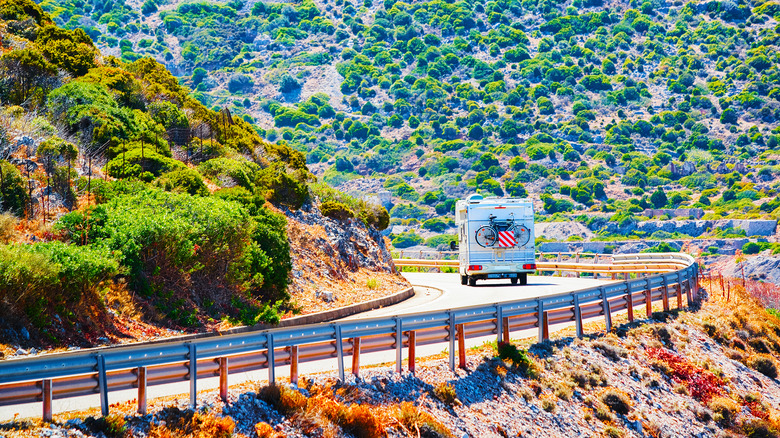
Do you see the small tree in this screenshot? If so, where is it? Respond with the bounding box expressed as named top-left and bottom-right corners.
top-left (650, 188), bottom-right (668, 209)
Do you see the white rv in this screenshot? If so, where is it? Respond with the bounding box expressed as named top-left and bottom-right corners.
top-left (455, 194), bottom-right (536, 286)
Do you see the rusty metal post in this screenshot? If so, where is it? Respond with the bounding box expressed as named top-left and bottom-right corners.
top-left (662, 277), bottom-right (670, 312)
top-left (645, 288), bottom-right (653, 318)
top-left (351, 337), bottom-right (361, 377)
top-left (290, 346), bottom-right (299, 386)
top-left (677, 283), bottom-right (683, 308)
top-left (42, 379), bottom-right (52, 422)
top-left (542, 311), bottom-right (549, 340)
top-left (219, 358), bottom-right (228, 403)
top-left (626, 284), bottom-right (634, 322)
top-left (502, 317), bottom-right (510, 343)
top-left (137, 366), bottom-right (147, 415)
top-left (457, 324), bottom-right (466, 369)
top-left (408, 331), bottom-right (416, 374)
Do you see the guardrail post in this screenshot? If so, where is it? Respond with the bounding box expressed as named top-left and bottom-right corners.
top-left (188, 343), bottom-right (197, 408)
top-left (573, 294), bottom-right (583, 338)
top-left (502, 317), bottom-right (510, 343)
top-left (266, 335), bottom-right (275, 385)
top-left (408, 331), bottom-right (416, 374)
top-left (495, 305), bottom-right (503, 344)
top-left (457, 324), bottom-right (466, 369)
top-left (676, 277), bottom-right (683, 309)
top-left (683, 271), bottom-right (691, 306)
top-left (335, 325), bottom-right (344, 382)
top-left (218, 358), bottom-right (228, 403)
top-left (626, 283), bottom-right (634, 323)
top-left (542, 312), bottom-right (549, 340)
top-left (644, 286), bottom-right (652, 318)
top-left (537, 299), bottom-right (545, 342)
top-left (351, 337), bottom-right (360, 378)
top-left (137, 366), bottom-right (147, 415)
top-left (395, 318), bottom-right (403, 373)
top-left (290, 346), bottom-right (299, 386)
top-left (448, 312), bottom-right (456, 371)
top-left (97, 354), bottom-right (109, 417)
top-left (661, 276), bottom-right (670, 312)
top-left (600, 287), bottom-right (611, 331)
top-left (42, 379), bottom-right (52, 422)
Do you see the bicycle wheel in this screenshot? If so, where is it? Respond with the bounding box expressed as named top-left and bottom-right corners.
top-left (511, 224), bottom-right (531, 247)
top-left (475, 225), bottom-right (498, 247)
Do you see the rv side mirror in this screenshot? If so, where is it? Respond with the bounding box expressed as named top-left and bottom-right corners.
top-left (450, 241), bottom-right (458, 251)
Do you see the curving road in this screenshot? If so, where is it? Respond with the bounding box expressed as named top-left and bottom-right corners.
top-left (1, 274), bottom-right (615, 421)
top-left (345, 273), bottom-right (614, 319)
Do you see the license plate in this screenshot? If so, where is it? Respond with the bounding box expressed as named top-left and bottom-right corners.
top-left (488, 273), bottom-right (517, 279)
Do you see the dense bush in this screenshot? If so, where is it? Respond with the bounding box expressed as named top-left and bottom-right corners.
top-left (0, 242), bottom-right (120, 330)
top-left (0, 160), bottom-right (30, 216)
top-left (156, 168), bottom-right (209, 196)
top-left (391, 230), bottom-right (423, 248)
top-left (320, 200), bottom-right (354, 221)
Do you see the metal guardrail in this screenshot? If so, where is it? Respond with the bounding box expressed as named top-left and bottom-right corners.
top-left (393, 252), bottom-right (690, 276)
top-left (0, 253), bottom-right (699, 421)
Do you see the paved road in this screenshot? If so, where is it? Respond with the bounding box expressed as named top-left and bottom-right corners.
top-left (345, 273), bottom-right (613, 319)
top-left (1, 274), bottom-right (613, 421)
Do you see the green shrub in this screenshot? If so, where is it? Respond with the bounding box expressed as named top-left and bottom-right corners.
top-left (497, 341), bottom-right (534, 375)
top-left (320, 200), bottom-right (354, 221)
top-left (198, 157), bottom-right (260, 190)
top-left (105, 149), bottom-right (186, 179)
top-left (309, 182), bottom-right (389, 230)
top-left (156, 168), bottom-right (209, 196)
top-left (56, 188), bottom-right (250, 295)
top-left (743, 242), bottom-right (761, 255)
top-left (0, 242), bottom-right (120, 331)
top-left (255, 163), bottom-right (310, 209)
top-left (391, 230), bottom-right (423, 248)
top-left (0, 160), bottom-right (30, 216)
top-left (641, 242), bottom-right (677, 253)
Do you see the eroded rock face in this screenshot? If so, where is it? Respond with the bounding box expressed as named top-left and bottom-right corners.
top-left (591, 219), bottom-right (778, 238)
top-left (538, 239), bottom-right (749, 255)
top-left (718, 256), bottom-right (780, 284)
top-left (535, 222), bottom-right (594, 241)
top-left (285, 204), bottom-right (395, 275)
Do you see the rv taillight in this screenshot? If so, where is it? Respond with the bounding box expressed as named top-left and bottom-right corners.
top-left (468, 265), bottom-right (482, 271)
top-left (523, 263), bottom-right (536, 270)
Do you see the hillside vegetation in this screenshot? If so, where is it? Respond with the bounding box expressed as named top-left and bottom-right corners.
top-left (37, 0), bottom-right (780, 246)
top-left (0, 0), bottom-right (390, 348)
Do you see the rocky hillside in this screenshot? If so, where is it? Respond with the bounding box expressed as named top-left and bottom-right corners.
top-left (7, 278), bottom-right (780, 438)
top-left (37, 0), bottom-right (780, 250)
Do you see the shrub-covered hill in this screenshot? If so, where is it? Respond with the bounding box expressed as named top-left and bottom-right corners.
top-left (0, 0), bottom-right (394, 351)
top-left (37, 0), bottom-right (780, 243)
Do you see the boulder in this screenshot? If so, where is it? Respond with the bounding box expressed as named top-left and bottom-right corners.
top-left (713, 220), bottom-right (777, 237)
top-left (535, 221), bottom-right (594, 240)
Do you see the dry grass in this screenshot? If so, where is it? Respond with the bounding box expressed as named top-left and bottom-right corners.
top-left (0, 211), bottom-right (17, 243)
top-left (395, 402), bottom-right (451, 437)
top-left (255, 380), bottom-right (454, 438)
top-left (599, 388), bottom-right (632, 415)
top-left (147, 411), bottom-right (234, 438)
top-left (747, 354), bottom-right (779, 378)
top-left (433, 382), bottom-right (459, 406)
top-left (257, 384), bottom-right (307, 416)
